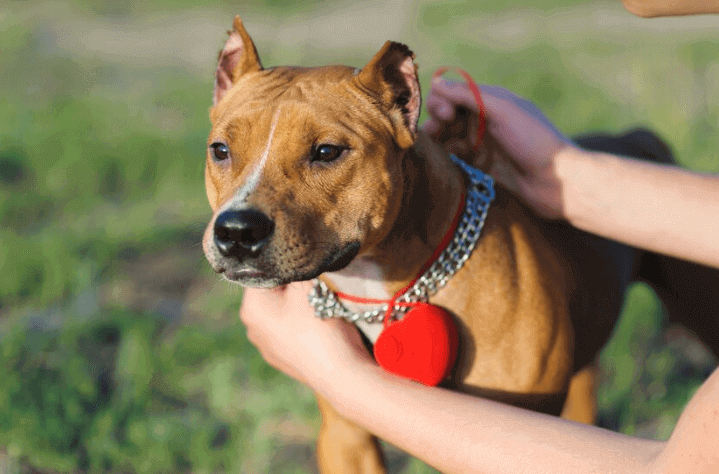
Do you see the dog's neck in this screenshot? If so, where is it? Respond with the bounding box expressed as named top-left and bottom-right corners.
top-left (321, 132), bottom-right (465, 300)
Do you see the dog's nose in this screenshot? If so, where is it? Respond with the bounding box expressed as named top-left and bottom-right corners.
top-left (213, 209), bottom-right (274, 258)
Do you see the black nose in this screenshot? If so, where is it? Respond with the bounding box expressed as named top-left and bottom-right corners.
top-left (213, 209), bottom-right (274, 258)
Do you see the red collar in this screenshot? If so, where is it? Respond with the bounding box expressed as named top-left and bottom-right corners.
top-left (335, 188), bottom-right (466, 328)
top-left (335, 66), bottom-right (484, 328)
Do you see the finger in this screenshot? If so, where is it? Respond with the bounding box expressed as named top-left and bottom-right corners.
top-left (284, 281), bottom-right (314, 309)
top-left (239, 287), bottom-right (272, 324)
top-left (260, 350), bottom-right (305, 383)
top-left (324, 316), bottom-right (359, 336)
top-left (443, 138), bottom-right (470, 157)
top-left (422, 117), bottom-right (440, 136)
top-left (430, 78), bottom-right (482, 112)
top-left (238, 290), bottom-right (255, 325)
top-left (425, 92), bottom-right (456, 121)
top-left (433, 80), bottom-right (528, 114)
top-left (478, 84), bottom-right (525, 103)
top-left (479, 88), bottom-right (571, 145)
top-left (434, 81), bottom-right (542, 134)
top-left (323, 318), bottom-right (375, 362)
top-left (245, 327), bottom-right (258, 346)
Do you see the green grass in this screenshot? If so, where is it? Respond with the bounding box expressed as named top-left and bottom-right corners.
top-left (1, 0), bottom-right (718, 472)
top-left (0, 306), bottom-right (321, 473)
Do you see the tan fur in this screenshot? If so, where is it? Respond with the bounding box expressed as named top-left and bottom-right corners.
top-left (204, 17), bottom-right (606, 474)
top-left (316, 395), bottom-right (386, 473)
top-left (560, 365), bottom-right (598, 424)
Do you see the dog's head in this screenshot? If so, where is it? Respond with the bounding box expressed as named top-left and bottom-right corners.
top-left (203, 16), bottom-right (421, 287)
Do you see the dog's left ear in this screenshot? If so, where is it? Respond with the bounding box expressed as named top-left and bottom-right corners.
top-left (213, 15), bottom-right (263, 106)
top-left (356, 41), bottom-right (421, 149)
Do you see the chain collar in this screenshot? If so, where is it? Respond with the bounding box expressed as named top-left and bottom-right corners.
top-left (308, 154), bottom-right (495, 323)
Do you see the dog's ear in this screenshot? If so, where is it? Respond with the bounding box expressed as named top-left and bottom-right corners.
top-left (356, 41), bottom-right (421, 149)
top-left (213, 15), bottom-right (263, 106)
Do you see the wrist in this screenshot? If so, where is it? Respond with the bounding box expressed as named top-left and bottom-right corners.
top-left (554, 146), bottom-right (612, 226)
top-left (314, 358), bottom-right (384, 416)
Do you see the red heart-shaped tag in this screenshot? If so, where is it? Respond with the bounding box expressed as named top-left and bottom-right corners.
top-left (373, 303), bottom-right (459, 386)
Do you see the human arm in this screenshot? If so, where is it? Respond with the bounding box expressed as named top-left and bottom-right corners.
top-left (424, 81), bottom-right (719, 269)
top-left (619, 0), bottom-right (719, 17)
top-left (555, 146), bottom-right (719, 269)
top-left (240, 283), bottom-right (719, 474)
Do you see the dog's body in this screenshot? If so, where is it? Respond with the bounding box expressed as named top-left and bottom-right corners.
top-left (203, 17), bottom-right (719, 473)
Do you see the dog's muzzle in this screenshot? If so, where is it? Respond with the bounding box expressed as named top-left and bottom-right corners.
top-left (213, 209), bottom-right (275, 259)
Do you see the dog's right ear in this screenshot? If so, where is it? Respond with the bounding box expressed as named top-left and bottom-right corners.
top-left (213, 15), bottom-right (263, 106)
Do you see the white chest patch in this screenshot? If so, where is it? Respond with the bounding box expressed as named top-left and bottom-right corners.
top-left (355, 319), bottom-right (385, 344)
top-left (322, 259), bottom-right (390, 344)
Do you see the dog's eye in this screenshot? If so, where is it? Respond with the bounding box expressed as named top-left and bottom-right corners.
top-left (210, 143), bottom-right (230, 162)
top-left (313, 144), bottom-right (345, 163)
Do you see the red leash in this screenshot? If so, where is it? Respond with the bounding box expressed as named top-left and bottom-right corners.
top-left (334, 67), bottom-right (488, 385)
top-left (336, 67), bottom-right (486, 327)
top-left (432, 66), bottom-right (487, 153)
top-left (336, 188), bottom-right (466, 328)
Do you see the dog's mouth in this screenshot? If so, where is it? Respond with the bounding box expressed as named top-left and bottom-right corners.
top-left (221, 270), bottom-right (292, 288)
top-left (212, 241), bottom-right (361, 288)
top-left (222, 268), bottom-right (265, 281)
top-left (215, 266), bottom-right (275, 287)
top-left (321, 241), bottom-right (361, 274)
top-left (276, 240), bottom-right (362, 283)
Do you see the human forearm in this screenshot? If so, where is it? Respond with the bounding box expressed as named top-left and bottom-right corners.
top-left (620, 0), bottom-right (719, 17)
top-left (239, 269), bottom-right (719, 474)
top-left (427, 82), bottom-right (719, 268)
top-left (318, 361), bottom-right (662, 474)
top-left (556, 147), bottom-right (719, 269)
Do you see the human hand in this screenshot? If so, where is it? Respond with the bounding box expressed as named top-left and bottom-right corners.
top-left (239, 281), bottom-right (375, 390)
top-left (424, 80), bottom-right (579, 219)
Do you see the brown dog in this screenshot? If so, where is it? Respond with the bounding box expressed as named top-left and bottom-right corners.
top-left (202, 16), bottom-right (719, 473)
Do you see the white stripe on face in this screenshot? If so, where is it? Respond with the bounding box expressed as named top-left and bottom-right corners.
top-left (229, 107), bottom-right (282, 206)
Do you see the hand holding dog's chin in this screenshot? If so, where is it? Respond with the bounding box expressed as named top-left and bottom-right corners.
top-left (239, 282), bottom-right (376, 391)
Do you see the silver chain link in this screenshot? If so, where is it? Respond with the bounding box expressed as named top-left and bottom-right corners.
top-left (308, 154), bottom-right (495, 323)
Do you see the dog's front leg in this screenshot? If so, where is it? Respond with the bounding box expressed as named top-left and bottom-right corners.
top-left (316, 394), bottom-right (386, 474)
top-left (560, 364), bottom-right (598, 425)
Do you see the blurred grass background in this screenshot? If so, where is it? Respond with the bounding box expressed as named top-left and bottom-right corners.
top-left (1, 0), bottom-right (718, 472)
